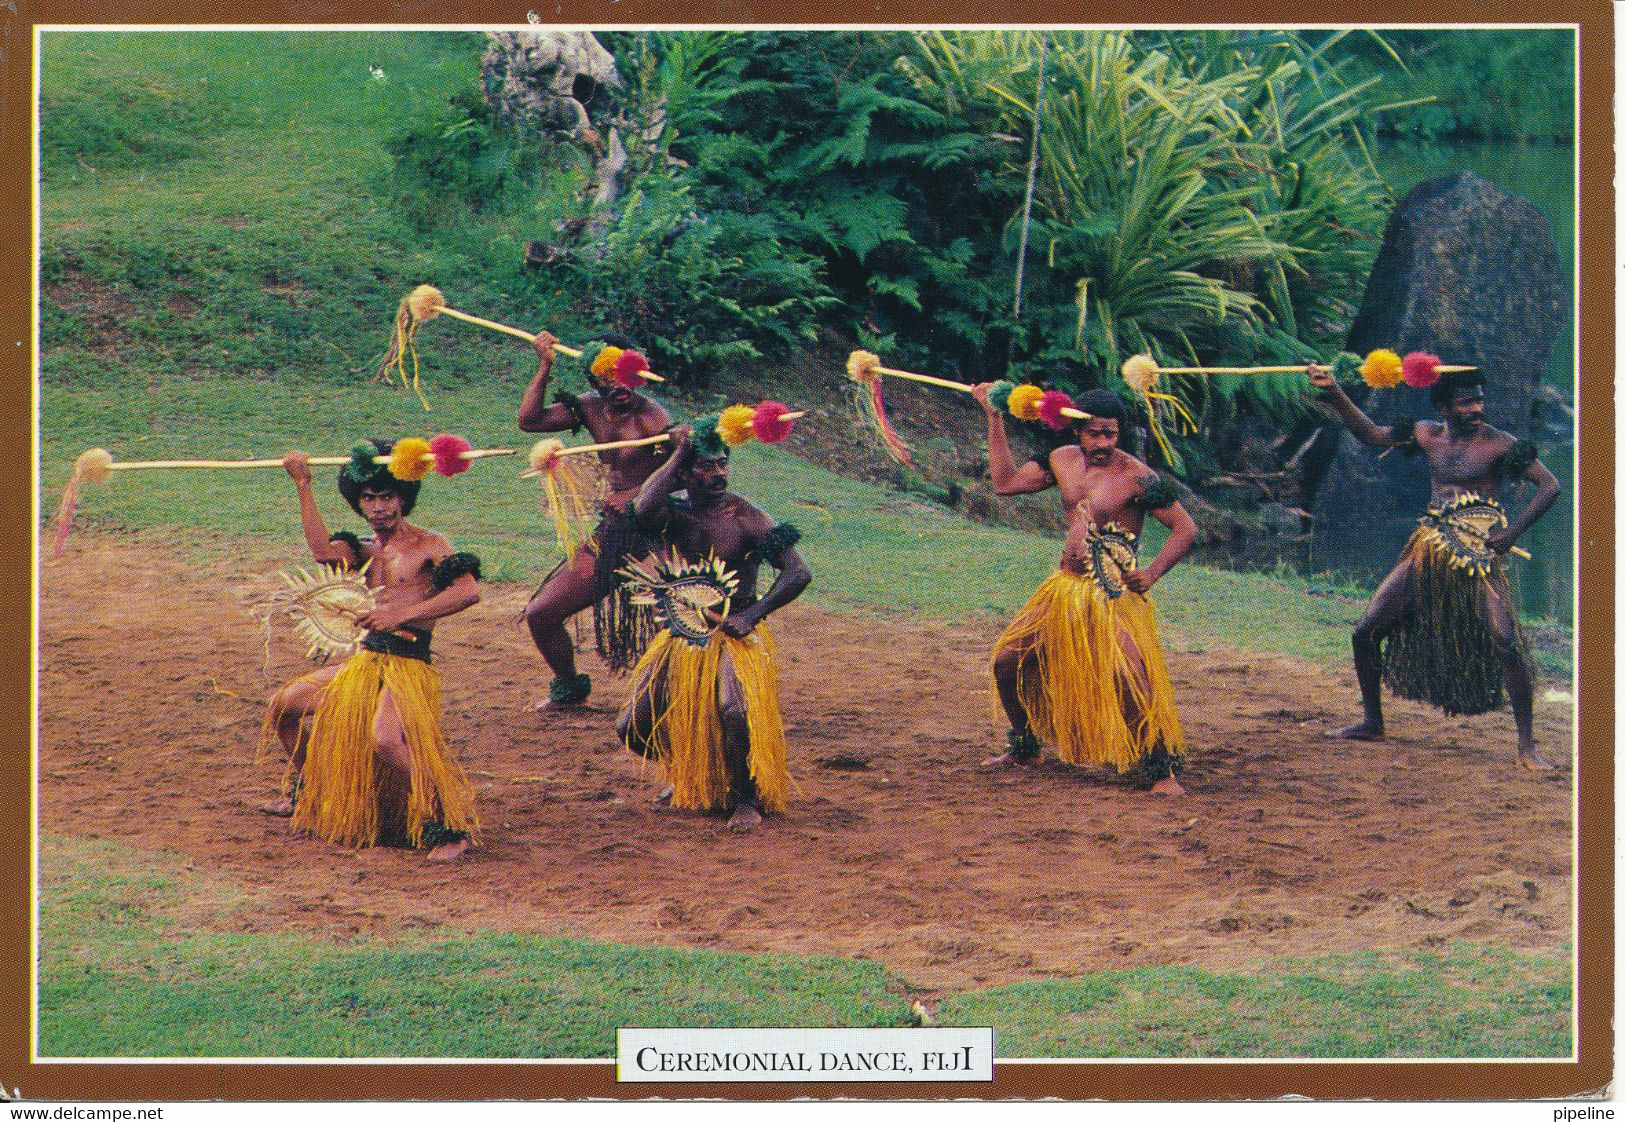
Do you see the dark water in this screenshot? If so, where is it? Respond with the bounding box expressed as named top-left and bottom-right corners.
top-left (1326, 139), bottom-right (1576, 624)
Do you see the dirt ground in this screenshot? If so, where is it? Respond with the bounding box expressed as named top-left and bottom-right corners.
top-left (37, 535), bottom-right (1574, 996)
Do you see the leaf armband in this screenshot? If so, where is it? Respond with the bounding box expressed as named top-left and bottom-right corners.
top-left (1501, 439), bottom-right (1539, 480)
top-left (1133, 475), bottom-right (1179, 512)
top-left (552, 390), bottom-right (587, 435)
top-left (1388, 415), bottom-right (1421, 457)
top-left (327, 530), bottom-right (367, 564)
top-left (756, 522), bottom-right (802, 566)
top-left (429, 552), bottom-right (483, 591)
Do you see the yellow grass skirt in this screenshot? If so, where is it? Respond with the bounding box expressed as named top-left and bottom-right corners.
top-left (274, 651), bottom-right (480, 849)
top-left (991, 569), bottom-right (1184, 772)
top-left (621, 628), bottom-right (793, 813)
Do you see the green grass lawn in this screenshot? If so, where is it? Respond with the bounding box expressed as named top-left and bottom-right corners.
top-left (38, 837), bottom-right (1571, 1059)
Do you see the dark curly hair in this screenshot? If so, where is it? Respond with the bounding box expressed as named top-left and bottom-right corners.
top-left (337, 438), bottom-right (420, 517)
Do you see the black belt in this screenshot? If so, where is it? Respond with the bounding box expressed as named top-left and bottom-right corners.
top-left (361, 627), bottom-right (432, 663)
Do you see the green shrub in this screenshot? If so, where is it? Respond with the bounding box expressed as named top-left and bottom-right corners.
top-left (543, 175), bottom-right (831, 384)
top-left (383, 89), bottom-right (556, 230)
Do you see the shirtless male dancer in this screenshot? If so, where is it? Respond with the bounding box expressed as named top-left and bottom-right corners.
top-left (974, 385), bottom-right (1197, 794)
top-left (616, 422), bottom-right (811, 830)
top-left (1307, 364), bottom-right (1561, 769)
top-left (519, 329), bottom-right (672, 711)
top-left (262, 442), bottom-right (483, 860)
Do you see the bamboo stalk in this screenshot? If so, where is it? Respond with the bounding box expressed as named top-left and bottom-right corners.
top-left (554, 433), bottom-right (672, 458)
top-left (422, 295), bottom-right (667, 382)
top-left (1158, 363), bottom-right (1476, 376)
top-left (874, 364), bottom-right (977, 393)
top-left (96, 448), bottom-right (517, 472)
top-left (433, 306), bottom-right (585, 359)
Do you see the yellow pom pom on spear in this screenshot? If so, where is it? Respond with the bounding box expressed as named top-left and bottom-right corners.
top-left (375, 284), bottom-right (665, 410)
top-left (844, 350), bottom-right (1093, 464)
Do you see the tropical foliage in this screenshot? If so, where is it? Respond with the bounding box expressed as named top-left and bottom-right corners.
top-left (585, 32), bottom-right (1392, 431)
top-left (374, 29), bottom-right (1493, 474)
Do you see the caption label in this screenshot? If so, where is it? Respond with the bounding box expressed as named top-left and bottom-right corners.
top-left (617, 1027), bottom-right (994, 1082)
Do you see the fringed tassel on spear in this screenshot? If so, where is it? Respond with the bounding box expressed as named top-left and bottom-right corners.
top-left (48, 436), bottom-right (514, 557)
top-left (375, 284), bottom-right (664, 411)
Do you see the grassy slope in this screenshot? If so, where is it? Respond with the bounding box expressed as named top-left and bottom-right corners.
top-left (36, 30), bottom-right (1572, 1059)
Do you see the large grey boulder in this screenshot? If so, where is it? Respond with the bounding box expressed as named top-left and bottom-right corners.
top-left (1306, 171), bottom-right (1570, 578)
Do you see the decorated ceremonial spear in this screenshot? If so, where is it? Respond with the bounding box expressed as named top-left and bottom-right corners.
top-left (1119, 348), bottom-right (1475, 395)
top-left (845, 350), bottom-right (1090, 465)
top-left (49, 435), bottom-right (510, 557)
top-left (518, 401), bottom-right (807, 555)
top-left (377, 284), bottom-right (665, 409)
top-left (1117, 348), bottom-right (1480, 466)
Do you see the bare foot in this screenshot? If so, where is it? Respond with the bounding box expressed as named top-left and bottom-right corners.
top-left (1517, 746), bottom-right (1555, 771)
top-left (425, 837), bottom-right (470, 862)
top-left (726, 803), bottom-right (764, 831)
top-left (1328, 720), bottom-right (1385, 741)
top-left (1150, 774), bottom-right (1186, 796)
top-left (653, 785), bottom-right (674, 806)
top-left (531, 697), bottom-right (589, 715)
top-left (258, 798), bottom-right (295, 818)
top-left (979, 751), bottom-right (1038, 769)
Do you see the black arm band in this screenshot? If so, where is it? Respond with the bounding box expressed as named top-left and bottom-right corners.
top-left (429, 552), bottom-right (482, 591)
top-left (1502, 439), bottom-right (1539, 479)
top-left (757, 522), bottom-right (802, 565)
top-left (553, 390), bottom-right (586, 435)
top-left (328, 531), bottom-right (365, 561)
top-left (1134, 476), bottom-right (1179, 512)
top-left (1389, 415), bottom-right (1420, 457)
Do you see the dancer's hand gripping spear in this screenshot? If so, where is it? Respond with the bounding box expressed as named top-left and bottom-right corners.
top-left (519, 401), bottom-right (807, 556)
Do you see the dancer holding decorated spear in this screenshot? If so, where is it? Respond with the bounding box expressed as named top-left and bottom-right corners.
top-left (260, 441), bottom-right (484, 861)
top-left (973, 382), bottom-right (1197, 793)
top-left (1306, 362), bottom-right (1560, 769)
top-left (517, 329), bottom-right (674, 711)
top-left (615, 417), bottom-right (812, 831)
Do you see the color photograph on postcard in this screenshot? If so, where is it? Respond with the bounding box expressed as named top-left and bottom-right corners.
top-left (30, 23), bottom-right (1589, 1087)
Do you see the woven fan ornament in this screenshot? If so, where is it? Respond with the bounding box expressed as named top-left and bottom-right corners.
top-left (1416, 493), bottom-right (1521, 577)
top-left (1085, 523), bottom-right (1140, 600)
top-left (617, 551), bottom-right (740, 647)
top-left (247, 562), bottom-right (381, 662)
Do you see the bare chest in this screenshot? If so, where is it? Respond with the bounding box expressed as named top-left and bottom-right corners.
top-left (669, 512), bottom-right (752, 569)
top-left (1055, 471), bottom-right (1143, 532)
top-left (366, 542), bottom-right (435, 598)
top-left (1424, 434), bottom-right (1504, 493)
